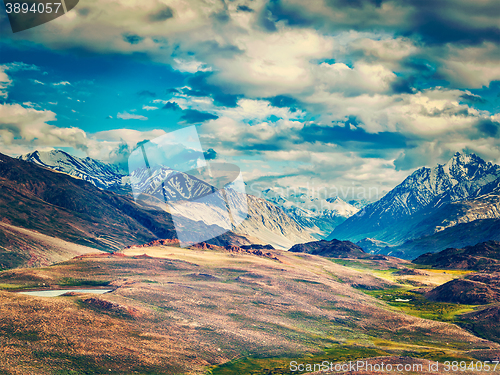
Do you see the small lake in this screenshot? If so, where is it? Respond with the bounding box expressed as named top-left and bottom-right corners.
top-left (19, 289), bottom-right (112, 297)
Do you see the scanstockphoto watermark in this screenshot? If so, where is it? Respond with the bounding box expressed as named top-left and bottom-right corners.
top-left (290, 361), bottom-right (424, 373)
top-left (289, 360), bottom-right (500, 373)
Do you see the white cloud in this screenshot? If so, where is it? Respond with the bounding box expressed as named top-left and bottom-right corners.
top-left (53, 81), bottom-right (71, 86)
top-left (33, 80), bottom-right (45, 85)
top-left (210, 28), bottom-right (335, 96)
top-left (142, 105), bottom-right (159, 111)
top-left (173, 58), bottom-right (212, 73)
top-left (116, 111), bottom-right (148, 120)
top-left (2, 62), bottom-right (39, 72)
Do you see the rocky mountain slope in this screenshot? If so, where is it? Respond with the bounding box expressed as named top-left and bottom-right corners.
top-left (158, 189), bottom-right (315, 250)
top-left (329, 152), bottom-right (500, 254)
top-left (413, 240), bottom-right (500, 271)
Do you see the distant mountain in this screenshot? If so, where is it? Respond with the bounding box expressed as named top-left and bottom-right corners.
top-left (329, 152), bottom-right (500, 249)
top-left (413, 241), bottom-right (500, 271)
top-left (288, 239), bottom-right (366, 258)
top-left (19, 150), bottom-right (128, 192)
top-left (261, 188), bottom-right (359, 238)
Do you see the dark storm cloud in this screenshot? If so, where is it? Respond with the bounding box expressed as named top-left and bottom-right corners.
top-left (476, 119), bottom-right (500, 138)
top-left (137, 90), bottom-right (156, 97)
top-left (460, 94), bottom-right (487, 104)
top-left (149, 6), bottom-right (174, 22)
top-left (162, 101), bottom-right (181, 110)
top-left (185, 72), bottom-right (241, 107)
top-left (266, 95), bottom-right (298, 108)
top-left (405, 0), bottom-right (500, 45)
top-left (390, 77), bottom-right (416, 94)
top-left (180, 109), bottom-right (218, 123)
top-left (299, 122), bottom-right (408, 149)
top-left (265, 0), bottom-right (500, 46)
top-left (123, 34), bottom-right (143, 45)
top-left (76, 7), bottom-right (91, 16)
top-left (264, 0), bottom-right (313, 28)
top-left (237, 5), bottom-right (254, 13)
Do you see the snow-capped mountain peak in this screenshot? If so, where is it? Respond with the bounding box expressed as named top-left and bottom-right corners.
top-left (330, 151), bottom-right (500, 244)
top-left (19, 150), bottom-right (127, 190)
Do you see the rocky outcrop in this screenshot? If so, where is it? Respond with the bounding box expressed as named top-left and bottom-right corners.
top-left (289, 239), bottom-right (366, 258)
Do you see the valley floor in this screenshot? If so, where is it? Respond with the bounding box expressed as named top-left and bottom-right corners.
top-left (0, 247), bottom-right (498, 374)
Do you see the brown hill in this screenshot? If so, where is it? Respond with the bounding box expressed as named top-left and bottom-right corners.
top-left (461, 305), bottom-right (500, 343)
top-left (289, 239), bottom-right (366, 258)
top-left (425, 273), bottom-right (500, 305)
top-left (413, 240), bottom-right (500, 271)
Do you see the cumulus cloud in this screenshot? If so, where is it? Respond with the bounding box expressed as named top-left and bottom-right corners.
top-left (2, 0), bottom-right (499, 195)
top-left (0, 102), bottom-right (88, 154)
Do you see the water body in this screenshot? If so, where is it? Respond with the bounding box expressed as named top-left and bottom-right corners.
top-left (19, 289), bottom-right (112, 297)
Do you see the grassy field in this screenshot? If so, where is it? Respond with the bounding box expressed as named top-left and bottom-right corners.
top-left (364, 288), bottom-right (477, 322)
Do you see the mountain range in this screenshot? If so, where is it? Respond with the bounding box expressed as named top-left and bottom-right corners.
top-left (9, 149), bottom-right (500, 261)
top-left (15, 150), bottom-right (313, 250)
top-left (329, 152), bottom-right (500, 258)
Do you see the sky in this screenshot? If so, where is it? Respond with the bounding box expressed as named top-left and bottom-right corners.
top-left (0, 0), bottom-right (499, 202)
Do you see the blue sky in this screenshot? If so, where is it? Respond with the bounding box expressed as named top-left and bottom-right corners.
top-left (1, 0), bottom-right (499, 200)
